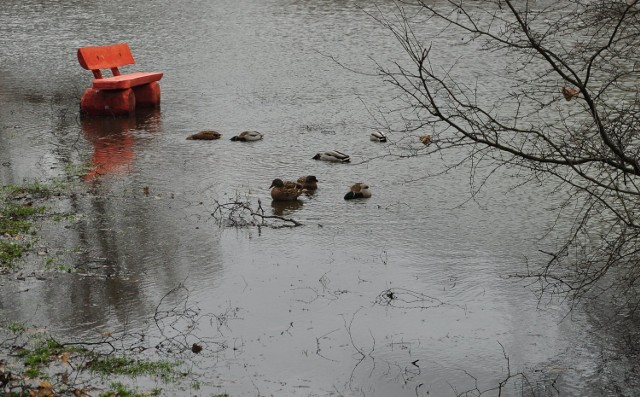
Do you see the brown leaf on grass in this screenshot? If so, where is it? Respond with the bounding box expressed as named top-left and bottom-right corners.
top-left (36, 380), bottom-right (55, 396)
top-left (73, 388), bottom-right (90, 397)
top-left (57, 352), bottom-right (70, 366)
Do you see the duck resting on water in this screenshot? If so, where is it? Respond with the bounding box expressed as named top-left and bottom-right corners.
top-left (344, 183), bottom-right (371, 200)
top-left (186, 130), bottom-right (221, 140)
top-left (312, 150), bottom-right (350, 163)
top-left (297, 175), bottom-right (318, 190)
top-left (370, 131), bottom-right (387, 142)
top-left (269, 178), bottom-right (304, 201)
top-left (230, 131), bottom-right (263, 141)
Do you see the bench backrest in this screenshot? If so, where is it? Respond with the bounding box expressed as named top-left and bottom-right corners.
top-left (77, 43), bottom-right (136, 79)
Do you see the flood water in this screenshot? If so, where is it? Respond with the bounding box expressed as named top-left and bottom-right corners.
top-left (1, 1), bottom-right (638, 396)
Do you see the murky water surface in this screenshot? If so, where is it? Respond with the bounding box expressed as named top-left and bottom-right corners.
top-left (1, 1), bottom-right (637, 396)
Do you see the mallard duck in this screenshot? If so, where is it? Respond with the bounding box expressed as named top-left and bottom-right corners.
top-left (230, 131), bottom-right (263, 141)
top-left (283, 180), bottom-right (304, 189)
top-left (344, 183), bottom-right (371, 200)
top-left (562, 87), bottom-right (579, 101)
top-left (370, 131), bottom-right (387, 142)
top-left (312, 150), bottom-right (350, 162)
top-left (186, 130), bottom-right (221, 140)
top-left (269, 178), bottom-right (304, 201)
top-left (420, 134), bottom-right (432, 145)
top-left (297, 175), bottom-right (318, 190)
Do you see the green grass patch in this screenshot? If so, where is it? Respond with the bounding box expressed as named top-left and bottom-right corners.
top-left (43, 256), bottom-right (74, 273)
top-left (64, 162), bottom-right (95, 178)
top-left (1, 184), bottom-right (48, 266)
top-left (0, 217), bottom-right (32, 235)
top-left (0, 203), bottom-right (45, 235)
top-left (99, 382), bottom-right (162, 397)
top-left (3, 330), bottom-right (182, 394)
top-left (0, 178), bottom-right (82, 269)
top-left (6, 203), bottom-right (47, 219)
top-left (16, 338), bottom-right (63, 378)
top-left (0, 240), bottom-right (26, 265)
top-left (15, 337), bottom-right (90, 376)
top-left (2, 181), bottom-right (57, 199)
top-left (6, 321), bottom-right (27, 334)
top-left (88, 356), bottom-right (180, 383)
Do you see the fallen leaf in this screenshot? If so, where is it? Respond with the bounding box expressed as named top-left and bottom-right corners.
top-left (58, 352), bottom-right (70, 366)
top-left (73, 388), bottom-right (90, 397)
top-left (37, 380), bottom-right (55, 396)
top-left (562, 87), bottom-right (579, 101)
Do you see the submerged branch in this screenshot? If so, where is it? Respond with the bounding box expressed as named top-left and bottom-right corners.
top-left (211, 198), bottom-right (302, 228)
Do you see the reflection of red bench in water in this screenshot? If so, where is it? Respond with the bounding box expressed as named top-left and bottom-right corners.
top-left (82, 110), bottom-right (161, 181)
top-left (78, 43), bottom-right (163, 116)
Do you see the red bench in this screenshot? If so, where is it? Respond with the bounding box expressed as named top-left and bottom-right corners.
top-left (78, 43), bottom-right (163, 116)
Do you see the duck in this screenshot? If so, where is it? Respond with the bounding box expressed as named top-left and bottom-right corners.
top-left (312, 150), bottom-right (350, 163)
top-left (344, 183), bottom-right (371, 200)
top-left (269, 178), bottom-right (304, 201)
top-left (283, 180), bottom-right (304, 189)
top-left (186, 130), bottom-right (221, 140)
top-left (370, 131), bottom-right (387, 142)
top-left (562, 87), bottom-right (579, 101)
top-left (297, 175), bottom-right (318, 190)
top-left (420, 134), bottom-right (432, 145)
top-left (230, 131), bottom-right (263, 141)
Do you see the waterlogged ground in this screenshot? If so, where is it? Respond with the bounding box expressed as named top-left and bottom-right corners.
top-left (1, 1), bottom-right (640, 396)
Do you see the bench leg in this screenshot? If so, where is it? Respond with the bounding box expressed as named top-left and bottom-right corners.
top-left (133, 82), bottom-right (161, 108)
top-left (80, 88), bottom-right (136, 117)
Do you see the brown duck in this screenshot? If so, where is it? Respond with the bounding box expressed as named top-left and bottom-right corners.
top-left (269, 178), bottom-right (304, 201)
top-left (297, 175), bottom-right (318, 190)
top-left (187, 130), bottom-right (221, 140)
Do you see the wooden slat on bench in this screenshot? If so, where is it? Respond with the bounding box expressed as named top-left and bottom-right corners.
top-left (78, 43), bottom-right (135, 71)
top-left (91, 72), bottom-right (164, 90)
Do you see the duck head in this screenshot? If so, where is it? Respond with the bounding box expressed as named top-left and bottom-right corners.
top-left (269, 178), bottom-right (285, 188)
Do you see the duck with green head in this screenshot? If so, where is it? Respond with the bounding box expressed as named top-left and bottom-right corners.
top-left (344, 183), bottom-right (371, 200)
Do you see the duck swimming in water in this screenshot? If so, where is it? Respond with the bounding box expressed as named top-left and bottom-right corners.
top-left (297, 175), bottom-right (318, 190)
top-left (186, 130), bottom-right (221, 140)
top-left (312, 150), bottom-right (350, 163)
top-left (370, 131), bottom-right (387, 142)
top-left (269, 178), bottom-right (304, 201)
top-left (230, 131), bottom-right (263, 141)
top-left (344, 183), bottom-right (371, 200)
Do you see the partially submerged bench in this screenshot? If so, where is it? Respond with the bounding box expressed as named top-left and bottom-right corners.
top-left (78, 43), bottom-right (163, 116)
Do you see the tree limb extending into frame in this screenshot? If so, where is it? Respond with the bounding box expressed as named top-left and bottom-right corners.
top-left (370, 0), bottom-right (640, 308)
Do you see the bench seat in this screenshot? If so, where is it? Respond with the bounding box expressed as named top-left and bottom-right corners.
top-left (91, 71), bottom-right (164, 90)
top-left (78, 43), bottom-right (163, 116)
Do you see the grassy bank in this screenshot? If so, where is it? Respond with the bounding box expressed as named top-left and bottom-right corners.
top-left (1, 322), bottom-right (186, 396)
top-left (0, 181), bottom-right (59, 268)
top-left (1, 177), bottom-right (231, 396)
